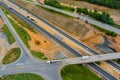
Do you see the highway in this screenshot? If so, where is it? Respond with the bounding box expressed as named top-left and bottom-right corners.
top-left (0, 8), bottom-right (39, 64)
top-left (0, 1), bottom-right (117, 80)
top-left (8, 0), bottom-right (120, 71)
top-left (0, 6), bottom-right (61, 80)
top-left (41, 5), bottom-right (120, 35)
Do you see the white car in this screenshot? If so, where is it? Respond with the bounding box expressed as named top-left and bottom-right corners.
top-left (46, 60), bottom-right (51, 63)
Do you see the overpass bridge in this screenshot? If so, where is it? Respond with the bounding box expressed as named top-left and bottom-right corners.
top-left (63, 53), bottom-right (120, 65)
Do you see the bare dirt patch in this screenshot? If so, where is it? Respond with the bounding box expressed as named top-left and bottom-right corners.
top-left (13, 0), bottom-right (120, 55)
top-left (100, 62), bottom-right (120, 78)
top-left (6, 10), bottom-right (72, 59)
top-left (12, 0), bottom-right (120, 54)
top-left (25, 28), bottom-right (73, 59)
top-left (0, 17), bottom-right (4, 29)
top-left (109, 36), bottom-right (120, 52)
top-left (13, 0), bottom-right (96, 40)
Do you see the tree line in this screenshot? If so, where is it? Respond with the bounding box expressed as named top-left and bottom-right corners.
top-left (77, 8), bottom-right (114, 25)
top-left (80, 0), bottom-right (120, 9)
top-left (44, 0), bottom-right (74, 11)
top-left (44, 0), bottom-right (114, 25)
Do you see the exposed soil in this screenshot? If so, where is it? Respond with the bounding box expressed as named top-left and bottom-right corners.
top-left (100, 62), bottom-right (120, 78)
top-left (109, 36), bottom-right (120, 52)
top-left (25, 28), bottom-right (73, 59)
top-left (11, 0), bottom-right (120, 54)
top-left (7, 12), bottom-right (73, 59)
top-left (0, 17), bottom-right (4, 29)
top-left (13, 0), bottom-right (97, 40)
top-left (12, 0), bottom-right (106, 55)
top-left (11, 0), bottom-right (105, 53)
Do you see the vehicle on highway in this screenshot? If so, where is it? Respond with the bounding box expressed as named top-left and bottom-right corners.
top-left (46, 60), bottom-right (62, 63)
top-left (80, 56), bottom-right (89, 60)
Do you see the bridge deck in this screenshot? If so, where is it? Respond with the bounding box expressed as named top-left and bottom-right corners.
top-left (64, 53), bottom-right (120, 64)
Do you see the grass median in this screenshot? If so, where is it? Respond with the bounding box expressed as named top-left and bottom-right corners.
top-left (116, 59), bottom-right (120, 64)
top-left (61, 64), bottom-right (102, 80)
top-left (0, 73), bottom-right (44, 80)
top-left (31, 51), bottom-right (47, 60)
top-left (2, 24), bottom-right (15, 44)
top-left (2, 48), bottom-right (21, 64)
top-left (1, 6), bottom-right (36, 33)
top-left (8, 18), bottom-right (31, 48)
top-left (1, 7), bottom-right (32, 48)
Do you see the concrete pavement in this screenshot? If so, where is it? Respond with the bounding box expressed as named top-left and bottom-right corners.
top-left (64, 53), bottom-right (120, 65)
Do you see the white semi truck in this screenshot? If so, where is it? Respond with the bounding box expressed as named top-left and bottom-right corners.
top-left (46, 60), bottom-right (62, 63)
top-left (80, 56), bottom-right (89, 60)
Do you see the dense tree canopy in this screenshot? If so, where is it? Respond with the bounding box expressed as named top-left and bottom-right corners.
top-left (80, 0), bottom-right (120, 9)
top-left (77, 8), bottom-right (114, 25)
top-left (44, 0), bottom-right (61, 8)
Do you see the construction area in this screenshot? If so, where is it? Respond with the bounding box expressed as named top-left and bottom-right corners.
top-left (7, 0), bottom-right (120, 78)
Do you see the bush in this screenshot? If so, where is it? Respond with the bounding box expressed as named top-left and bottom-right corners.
top-left (44, 0), bottom-right (61, 8)
top-left (77, 8), bottom-right (114, 25)
top-left (44, 0), bottom-right (74, 12)
top-left (81, 0), bottom-right (120, 9)
top-left (35, 40), bottom-right (40, 45)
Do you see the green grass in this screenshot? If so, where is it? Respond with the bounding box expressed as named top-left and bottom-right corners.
top-left (31, 51), bottom-right (47, 60)
top-left (0, 73), bottom-right (44, 80)
top-left (1, 7), bottom-right (9, 15)
top-left (116, 59), bottom-right (120, 64)
top-left (39, 6), bottom-right (73, 18)
top-left (44, 0), bottom-right (74, 12)
top-left (1, 6), bottom-right (36, 33)
top-left (8, 18), bottom-right (31, 48)
top-left (2, 24), bottom-right (15, 44)
top-left (60, 6), bottom-right (74, 12)
top-left (11, 15), bottom-right (36, 33)
top-left (1, 6), bottom-right (36, 48)
top-left (113, 24), bottom-right (120, 29)
top-left (2, 48), bottom-right (21, 64)
top-left (61, 64), bottom-right (103, 80)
